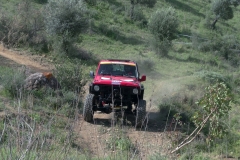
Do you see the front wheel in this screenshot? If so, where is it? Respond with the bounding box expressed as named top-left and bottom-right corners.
top-left (135, 100), bottom-right (146, 128)
top-left (83, 94), bottom-right (94, 122)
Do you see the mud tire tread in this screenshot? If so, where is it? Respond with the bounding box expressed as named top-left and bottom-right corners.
top-left (83, 94), bottom-right (94, 122)
top-left (136, 99), bottom-right (146, 128)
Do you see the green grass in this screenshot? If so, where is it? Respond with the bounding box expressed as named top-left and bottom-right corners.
top-left (1, 0), bottom-right (240, 159)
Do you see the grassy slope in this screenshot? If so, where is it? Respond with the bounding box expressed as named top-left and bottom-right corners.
top-left (80, 0), bottom-right (240, 103)
top-left (1, 0), bottom-right (240, 159)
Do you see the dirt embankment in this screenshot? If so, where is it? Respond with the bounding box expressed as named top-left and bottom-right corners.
top-left (0, 44), bottom-right (53, 73)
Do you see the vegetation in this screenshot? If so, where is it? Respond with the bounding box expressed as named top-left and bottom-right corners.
top-left (0, 0), bottom-right (240, 159)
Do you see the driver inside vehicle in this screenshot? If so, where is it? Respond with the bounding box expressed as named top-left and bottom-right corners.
top-left (124, 65), bottom-right (136, 77)
top-left (98, 64), bottom-right (113, 74)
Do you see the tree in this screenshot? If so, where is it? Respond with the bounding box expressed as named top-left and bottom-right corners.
top-left (148, 7), bottom-right (178, 42)
top-left (211, 0), bottom-right (237, 29)
top-left (148, 7), bottom-right (178, 56)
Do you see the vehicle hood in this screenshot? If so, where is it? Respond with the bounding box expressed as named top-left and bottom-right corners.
top-left (93, 75), bottom-right (140, 87)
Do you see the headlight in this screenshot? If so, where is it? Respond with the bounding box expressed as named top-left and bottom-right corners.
top-left (94, 85), bottom-right (100, 91)
top-left (133, 88), bottom-right (138, 94)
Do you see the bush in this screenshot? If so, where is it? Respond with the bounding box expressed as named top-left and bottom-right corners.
top-left (192, 33), bottom-right (240, 65)
top-left (0, 1), bottom-right (46, 51)
top-left (138, 0), bottom-right (157, 8)
top-left (150, 38), bottom-right (172, 56)
top-left (126, 4), bottom-right (147, 26)
top-left (0, 67), bottom-right (26, 98)
top-left (45, 0), bottom-right (88, 36)
top-left (54, 59), bottom-right (86, 93)
top-left (196, 70), bottom-right (232, 88)
top-left (98, 22), bottom-right (122, 40)
top-left (84, 0), bottom-right (97, 6)
top-left (32, 0), bottom-right (48, 4)
top-left (44, 0), bottom-right (89, 54)
top-left (148, 7), bottom-right (179, 42)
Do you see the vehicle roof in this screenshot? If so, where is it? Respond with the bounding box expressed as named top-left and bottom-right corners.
top-left (99, 59), bottom-right (136, 66)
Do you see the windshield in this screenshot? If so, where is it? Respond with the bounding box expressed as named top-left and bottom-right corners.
top-left (98, 64), bottom-right (138, 78)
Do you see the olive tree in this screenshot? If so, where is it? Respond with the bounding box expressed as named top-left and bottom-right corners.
top-left (148, 7), bottom-right (178, 42)
top-left (44, 0), bottom-right (88, 54)
top-left (148, 7), bottom-right (178, 56)
top-left (211, 0), bottom-right (239, 29)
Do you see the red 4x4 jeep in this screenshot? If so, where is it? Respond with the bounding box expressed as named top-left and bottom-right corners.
top-left (83, 59), bottom-right (146, 126)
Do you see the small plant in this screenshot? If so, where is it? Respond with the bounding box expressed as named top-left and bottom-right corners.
top-left (0, 67), bottom-right (26, 98)
top-left (106, 129), bottom-right (133, 152)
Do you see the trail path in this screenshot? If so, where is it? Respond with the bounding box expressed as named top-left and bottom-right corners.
top-left (0, 44), bottom-right (53, 72)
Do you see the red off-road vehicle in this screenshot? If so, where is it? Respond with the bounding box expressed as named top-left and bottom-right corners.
top-left (83, 59), bottom-right (146, 126)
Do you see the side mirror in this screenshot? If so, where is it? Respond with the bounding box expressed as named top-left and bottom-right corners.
top-left (90, 71), bottom-right (95, 78)
top-left (139, 75), bottom-right (146, 82)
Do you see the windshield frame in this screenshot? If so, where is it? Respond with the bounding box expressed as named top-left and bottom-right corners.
top-left (97, 63), bottom-right (139, 78)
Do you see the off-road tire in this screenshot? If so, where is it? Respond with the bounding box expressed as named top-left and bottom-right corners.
top-left (83, 94), bottom-right (94, 122)
top-left (135, 99), bottom-right (146, 128)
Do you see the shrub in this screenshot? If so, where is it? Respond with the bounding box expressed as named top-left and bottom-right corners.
top-left (126, 4), bottom-right (147, 26)
top-left (196, 70), bottom-right (235, 91)
top-left (192, 33), bottom-right (240, 65)
top-left (32, 0), bottom-right (48, 4)
top-left (45, 0), bottom-right (88, 36)
top-left (0, 1), bottom-right (46, 51)
top-left (84, 0), bottom-right (97, 6)
top-left (44, 0), bottom-right (89, 54)
top-left (138, 0), bottom-right (157, 8)
top-left (150, 38), bottom-right (172, 56)
top-left (98, 22), bottom-right (121, 40)
top-left (54, 59), bottom-right (86, 93)
top-left (0, 67), bottom-right (26, 98)
top-left (148, 7), bottom-right (179, 42)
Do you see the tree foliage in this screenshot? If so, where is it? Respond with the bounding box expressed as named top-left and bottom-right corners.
top-left (211, 0), bottom-right (237, 29)
top-left (44, 0), bottom-right (88, 54)
top-left (0, 0), bottom-right (45, 49)
top-left (171, 82), bottom-right (233, 153)
top-left (45, 0), bottom-right (88, 37)
top-left (212, 0), bottom-right (233, 20)
top-left (193, 82), bottom-right (233, 141)
top-left (148, 7), bottom-right (178, 42)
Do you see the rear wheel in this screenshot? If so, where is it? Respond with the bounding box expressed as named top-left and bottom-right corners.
top-left (135, 100), bottom-right (146, 128)
top-left (83, 94), bottom-right (94, 122)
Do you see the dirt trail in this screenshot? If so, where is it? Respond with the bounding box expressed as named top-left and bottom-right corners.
top-left (0, 44), bottom-right (181, 159)
top-left (0, 44), bottom-right (53, 72)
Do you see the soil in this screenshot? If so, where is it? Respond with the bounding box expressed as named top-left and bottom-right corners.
top-left (0, 44), bottom-right (53, 73)
top-left (0, 44), bottom-right (179, 159)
